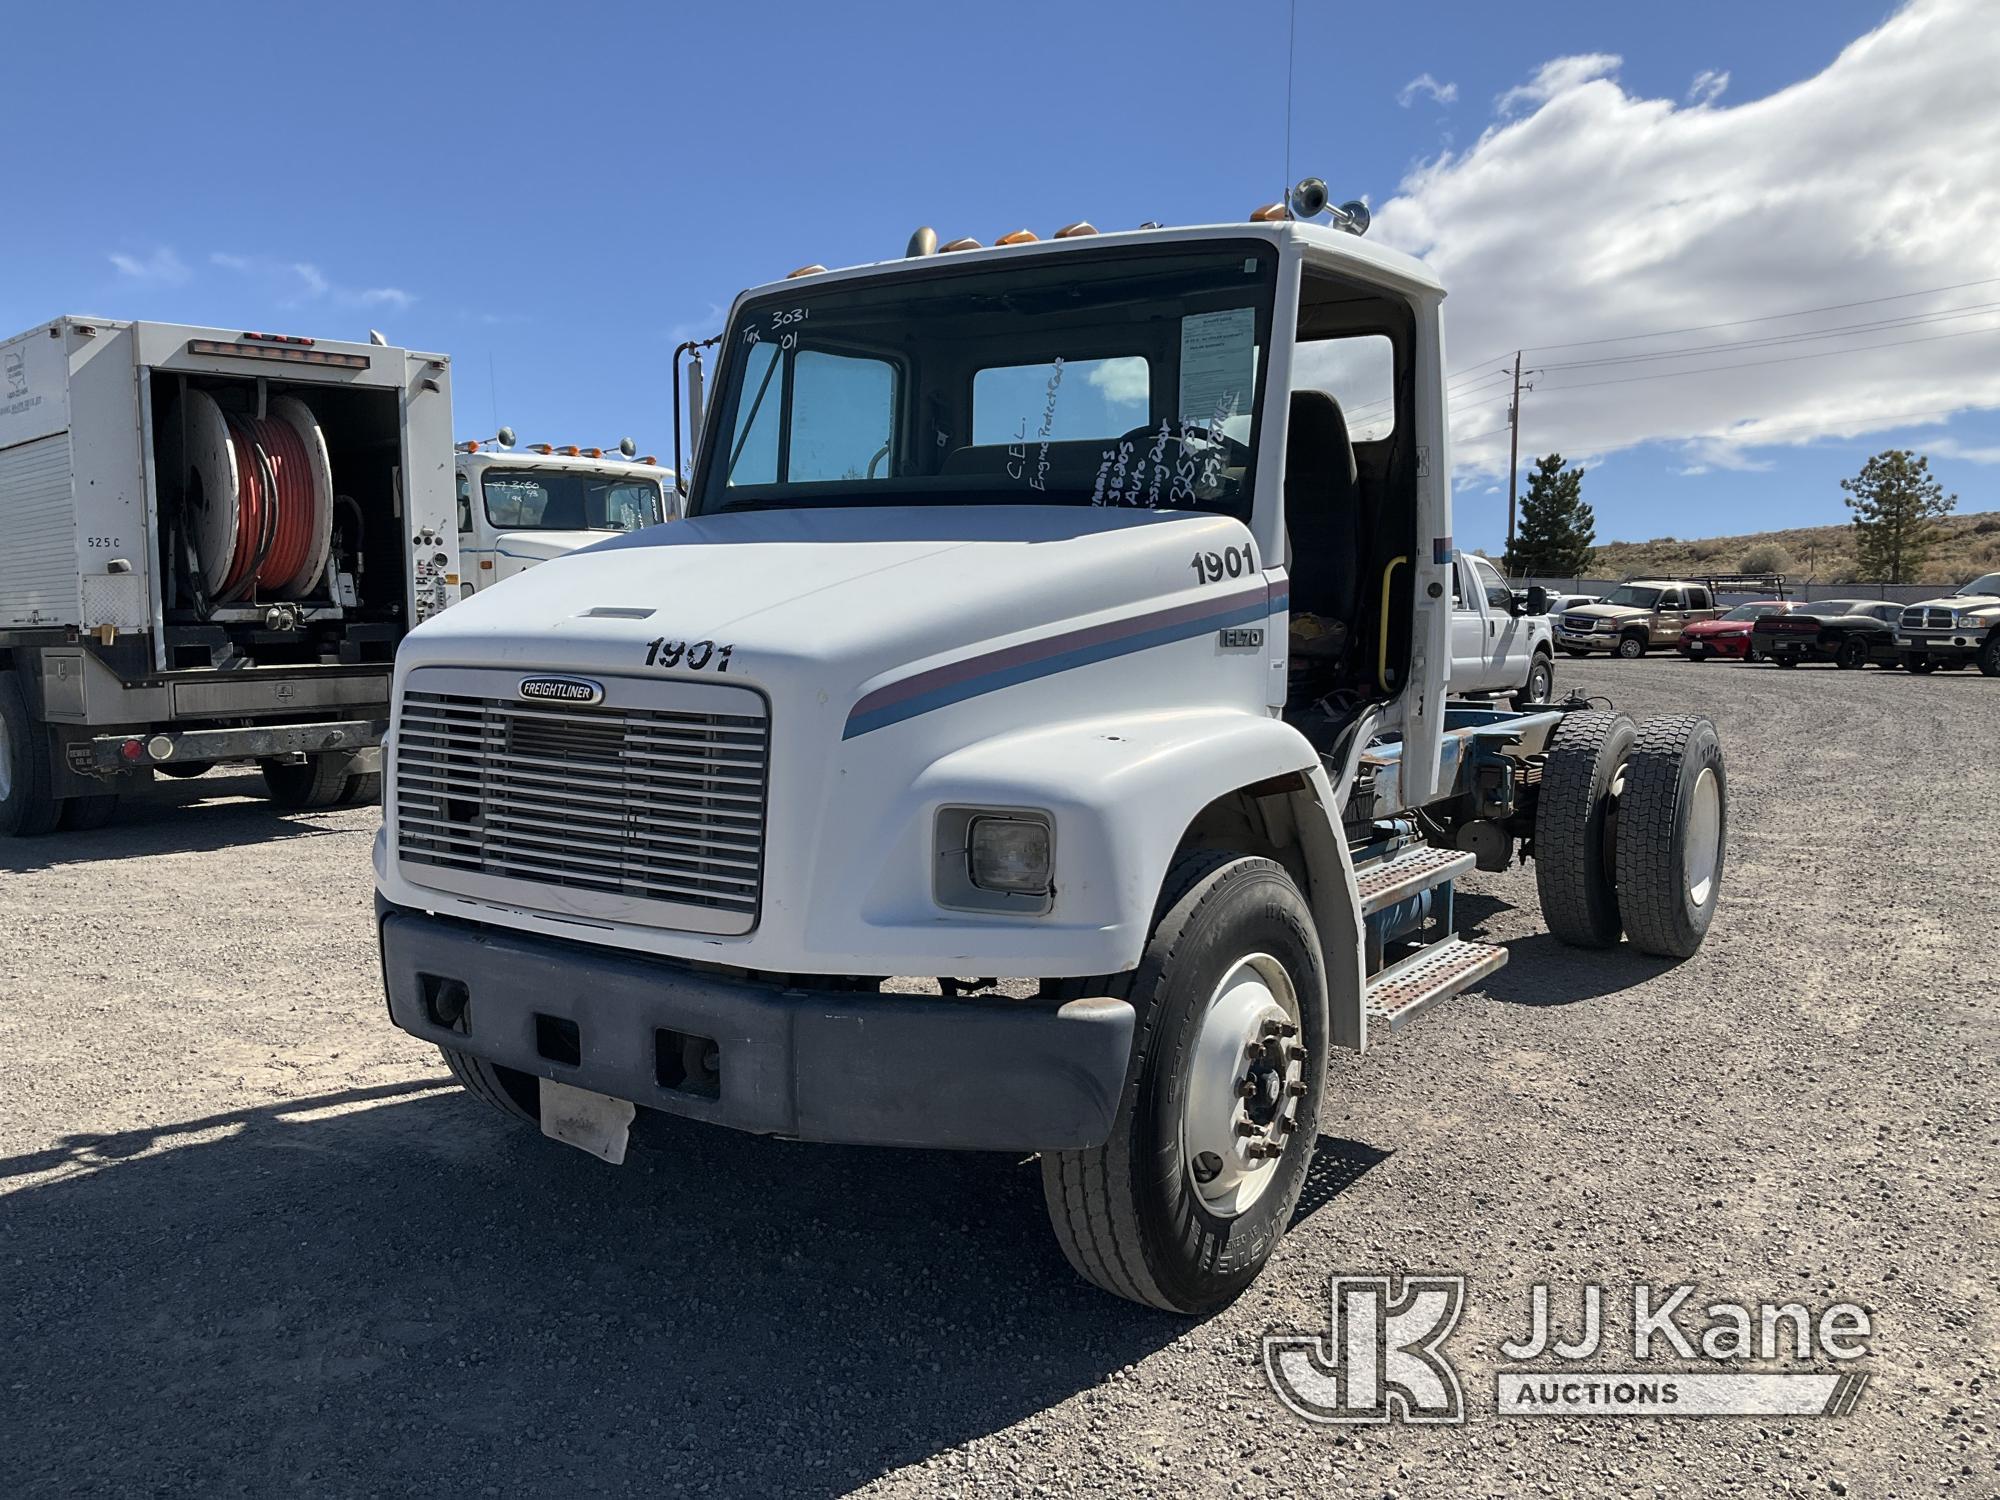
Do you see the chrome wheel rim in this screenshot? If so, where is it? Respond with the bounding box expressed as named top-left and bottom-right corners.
top-left (1181, 953), bottom-right (1303, 1218)
top-left (1684, 767), bottom-right (1721, 907)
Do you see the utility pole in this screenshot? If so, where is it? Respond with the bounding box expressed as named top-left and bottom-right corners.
top-left (1505, 351), bottom-right (1523, 566)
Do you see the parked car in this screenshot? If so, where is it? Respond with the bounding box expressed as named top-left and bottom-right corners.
top-left (1554, 580), bottom-right (1722, 658)
top-left (1897, 571), bottom-right (2000, 676)
top-left (1679, 600), bottom-right (1794, 661)
top-left (1750, 599), bottom-right (1907, 669)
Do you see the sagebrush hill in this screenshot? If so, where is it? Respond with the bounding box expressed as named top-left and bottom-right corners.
top-left (1587, 510), bottom-right (2000, 584)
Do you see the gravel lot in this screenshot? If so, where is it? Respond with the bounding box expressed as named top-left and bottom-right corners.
top-left (2, 657), bottom-right (1993, 1499)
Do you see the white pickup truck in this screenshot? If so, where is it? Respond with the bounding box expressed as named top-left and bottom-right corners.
top-left (1449, 552), bottom-right (1555, 707)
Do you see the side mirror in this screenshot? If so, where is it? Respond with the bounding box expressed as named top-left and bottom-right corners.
top-left (1525, 585), bottom-right (1549, 616)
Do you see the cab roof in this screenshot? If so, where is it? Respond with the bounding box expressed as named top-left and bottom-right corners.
top-left (737, 219), bottom-right (1444, 308)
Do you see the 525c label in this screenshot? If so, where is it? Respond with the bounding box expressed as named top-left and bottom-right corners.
top-left (644, 638), bottom-right (735, 672)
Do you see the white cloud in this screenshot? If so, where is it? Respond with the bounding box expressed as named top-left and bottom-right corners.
top-left (1086, 355), bottom-right (1149, 405)
top-left (108, 247), bottom-right (190, 285)
top-left (1495, 52), bottom-right (1621, 115)
top-left (1687, 68), bottom-right (1730, 105)
top-left (1397, 73), bottom-right (1458, 109)
top-left (1925, 436), bottom-right (2000, 464)
top-left (1373, 0), bottom-right (2000, 483)
top-left (209, 252), bottom-right (415, 312)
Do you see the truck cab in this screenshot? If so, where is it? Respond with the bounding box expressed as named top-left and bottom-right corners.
top-left (1450, 551), bottom-right (1554, 703)
top-left (454, 445), bottom-right (676, 595)
top-left (1898, 571), bottom-right (2000, 675)
top-left (374, 205), bottom-right (1726, 1312)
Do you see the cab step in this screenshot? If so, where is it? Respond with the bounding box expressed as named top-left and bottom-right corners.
top-left (1355, 844), bottom-right (1475, 916)
top-left (1364, 937), bottom-right (1508, 1033)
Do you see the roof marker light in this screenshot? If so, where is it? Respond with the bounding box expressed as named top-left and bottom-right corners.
top-left (996, 229), bottom-right (1038, 245)
top-left (1249, 202), bottom-right (1290, 223)
top-left (1053, 221), bottom-right (1097, 238)
top-left (939, 237), bottom-right (983, 253)
top-left (787, 264), bottom-right (827, 278)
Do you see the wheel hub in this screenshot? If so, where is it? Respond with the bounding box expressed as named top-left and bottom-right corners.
top-left (1684, 766), bottom-right (1721, 907)
top-left (1182, 954), bottom-right (1306, 1217)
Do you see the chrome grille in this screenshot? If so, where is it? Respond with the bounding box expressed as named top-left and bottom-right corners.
top-left (1902, 606), bottom-right (1950, 630)
top-left (1562, 614), bottom-right (1599, 633)
top-left (393, 679), bottom-right (768, 933)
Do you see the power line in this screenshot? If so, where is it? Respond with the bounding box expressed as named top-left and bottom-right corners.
top-left (1537, 299), bottom-right (2000, 373)
top-left (1536, 320), bottom-right (2000, 393)
top-left (1453, 399), bottom-right (1996, 451)
top-left (1517, 273), bottom-right (2000, 355)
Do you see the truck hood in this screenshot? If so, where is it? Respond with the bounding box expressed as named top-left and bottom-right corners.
top-left (1560, 603), bottom-right (1646, 623)
top-left (1907, 590), bottom-right (2000, 615)
top-left (405, 504), bottom-right (1265, 717)
top-left (489, 529), bottom-right (621, 564)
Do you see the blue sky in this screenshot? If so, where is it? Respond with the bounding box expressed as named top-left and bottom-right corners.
top-left (9, 0), bottom-right (1994, 556)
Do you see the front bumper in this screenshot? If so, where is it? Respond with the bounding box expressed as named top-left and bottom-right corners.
top-left (1680, 634), bottom-right (1747, 658)
top-left (1903, 630), bottom-right (1984, 655)
top-left (1554, 630), bottom-right (1606, 650)
top-left (377, 899), bottom-right (1134, 1151)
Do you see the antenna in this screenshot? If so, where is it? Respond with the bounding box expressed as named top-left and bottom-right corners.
top-left (1283, 0), bottom-right (1297, 205)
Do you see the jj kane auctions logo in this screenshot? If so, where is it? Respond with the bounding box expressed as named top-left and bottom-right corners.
top-left (1265, 1275), bottom-right (1872, 1422)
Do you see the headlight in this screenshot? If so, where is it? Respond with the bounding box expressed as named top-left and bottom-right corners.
top-left (935, 807), bottom-right (1054, 913)
top-left (969, 815), bottom-right (1052, 894)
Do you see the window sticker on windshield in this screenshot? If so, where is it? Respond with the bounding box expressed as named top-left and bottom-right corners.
top-left (1179, 307), bottom-right (1255, 425)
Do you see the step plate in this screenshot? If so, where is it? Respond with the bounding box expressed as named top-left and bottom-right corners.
top-left (1355, 845), bottom-right (1476, 916)
top-left (1365, 937), bottom-right (1508, 1033)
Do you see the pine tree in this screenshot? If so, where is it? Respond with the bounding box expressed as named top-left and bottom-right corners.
top-left (1841, 450), bottom-right (1955, 583)
top-left (1506, 453), bottom-right (1596, 577)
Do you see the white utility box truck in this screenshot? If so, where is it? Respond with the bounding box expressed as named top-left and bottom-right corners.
top-left (455, 439), bottom-right (676, 596)
top-left (0, 316), bottom-right (457, 834)
top-left (373, 193), bottom-right (1727, 1312)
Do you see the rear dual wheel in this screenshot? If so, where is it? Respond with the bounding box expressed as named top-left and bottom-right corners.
top-left (1042, 851), bottom-right (1327, 1314)
top-left (1533, 710), bottom-right (1725, 959)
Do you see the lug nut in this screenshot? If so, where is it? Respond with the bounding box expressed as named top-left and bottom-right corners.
top-left (1236, 1078), bottom-right (1259, 1099)
top-left (1247, 1142), bottom-right (1282, 1160)
top-left (1286, 1080), bottom-right (1308, 1098)
top-left (1234, 1120), bottom-right (1259, 1137)
top-left (1274, 1116), bottom-right (1295, 1135)
top-left (1286, 1045), bottom-right (1308, 1063)
top-left (1244, 1041), bottom-right (1265, 1062)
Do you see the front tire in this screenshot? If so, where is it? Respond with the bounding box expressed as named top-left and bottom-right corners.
top-left (1533, 710), bottom-right (1636, 948)
top-left (439, 1046), bottom-right (541, 1126)
top-left (1616, 635), bottom-right (1646, 660)
top-left (0, 668), bottom-right (61, 838)
top-left (1511, 652), bottom-right (1555, 709)
top-left (1904, 653), bottom-right (1936, 674)
top-left (1979, 634), bottom-right (2000, 678)
top-left (1834, 636), bottom-right (1868, 670)
top-left (259, 754), bottom-right (353, 810)
top-left (1041, 850), bottom-right (1328, 1314)
top-left (1613, 715), bottom-right (1726, 959)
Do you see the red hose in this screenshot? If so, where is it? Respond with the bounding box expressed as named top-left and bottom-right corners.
top-left (219, 412), bottom-right (316, 597)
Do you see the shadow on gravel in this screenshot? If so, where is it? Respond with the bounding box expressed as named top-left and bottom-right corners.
top-left (0, 772), bottom-right (368, 874)
top-left (0, 1084), bottom-right (1186, 1496)
top-left (1290, 1137), bottom-right (1391, 1226)
top-left (1481, 932), bottom-right (1679, 1007)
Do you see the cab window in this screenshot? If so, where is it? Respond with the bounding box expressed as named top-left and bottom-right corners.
top-left (727, 346), bottom-right (899, 485)
top-left (455, 472), bottom-right (474, 534)
top-left (1658, 590), bottom-right (1684, 610)
top-left (1686, 586), bottom-right (1712, 610)
top-left (1472, 557), bottom-right (1511, 610)
top-left (974, 356), bottom-right (1152, 444)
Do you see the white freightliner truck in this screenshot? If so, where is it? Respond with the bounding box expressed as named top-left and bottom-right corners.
top-left (373, 194), bottom-right (1728, 1312)
top-left (0, 317), bottom-right (457, 834)
top-left (454, 438), bottom-right (676, 597)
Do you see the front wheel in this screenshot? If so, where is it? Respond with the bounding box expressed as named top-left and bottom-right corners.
top-left (1835, 637), bottom-right (1869, 670)
top-left (1613, 715), bottom-right (1726, 959)
top-left (1041, 851), bottom-right (1327, 1314)
top-left (1979, 634), bottom-right (2000, 678)
top-left (1511, 653), bottom-right (1555, 709)
top-left (1616, 635), bottom-right (1646, 660)
top-left (1904, 653), bottom-right (1936, 675)
top-left (1533, 710), bottom-right (1635, 948)
top-left (259, 754), bottom-right (353, 810)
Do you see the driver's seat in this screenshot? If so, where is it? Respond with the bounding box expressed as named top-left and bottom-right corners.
top-left (1283, 390), bottom-right (1360, 623)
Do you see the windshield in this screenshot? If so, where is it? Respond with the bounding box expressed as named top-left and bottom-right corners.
top-left (483, 470), bottom-right (664, 532)
top-left (1603, 586), bottom-right (1663, 608)
top-left (1808, 601), bottom-right (1868, 616)
top-left (1953, 572), bottom-right (2000, 597)
top-left (692, 242), bottom-right (1278, 518)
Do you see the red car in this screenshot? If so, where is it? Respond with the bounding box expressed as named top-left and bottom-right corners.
top-left (1679, 601), bottom-right (1794, 661)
